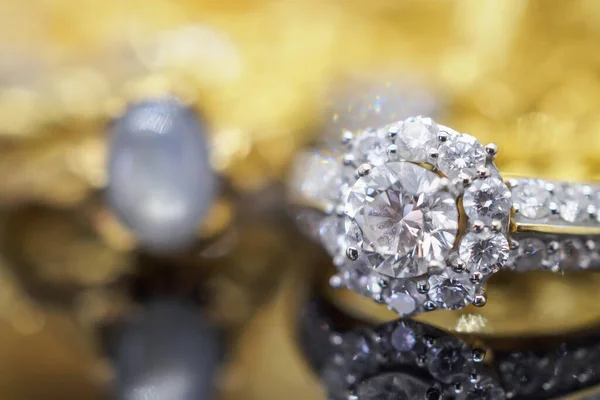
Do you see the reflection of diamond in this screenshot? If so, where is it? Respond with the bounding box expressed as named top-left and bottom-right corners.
top-left (499, 353), bottom-right (552, 397)
top-left (542, 242), bottom-right (566, 271)
top-left (437, 133), bottom-right (486, 178)
top-left (466, 374), bottom-right (507, 400)
top-left (428, 271), bottom-right (474, 310)
top-left (395, 117), bottom-right (437, 162)
top-left (390, 324), bottom-right (416, 352)
top-left (510, 237), bottom-right (545, 272)
top-left (426, 337), bottom-right (470, 383)
top-left (345, 161), bottom-right (459, 278)
top-left (559, 348), bottom-right (600, 387)
top-left (352, 129), bottom-right (389, 166)
top-left (355, 373), bottom-right (430, 400)
top-left (511, 180), bottom-right (551, 219)
top-left (459, 232), bottom-right (510, 275)
top-left (560, 239), bottom-right (589, 270)
top-left (463, 178), bottom-right (512, 224)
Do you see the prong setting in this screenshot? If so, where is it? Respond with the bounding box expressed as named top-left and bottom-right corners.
top-left (356, 163), bottom-right (372, 177)
top-left (387, 144), bottom-right (398, 156)
top-left (346, 247), bottom-right (359, 261)
top-left (476, 165), bottom-right (490, 178)
top-left (472, 220), bottom-right (485, 233)
top-left (473, 292), bottom-right (487, 307)
top-left (470, 272), bottom-right (483, 284)
top-left (423, 301), bottom-right (437, 311)
top-left (491, 220), bottom-right (503, 232)
top-left (417, 280), bottom-right (429, 294)
top-left (427, 148), bottom-right (439, 163)
top-left (343, 153), bottom-right (355, 166)
top-left (472, 348), bottom-right (486, 363)
top-left (387, 124), bottom-right (400, 139)
top-left (342, 130), bottom-right (353, 144)
top-left (485, 143), bottom-right (498, 159)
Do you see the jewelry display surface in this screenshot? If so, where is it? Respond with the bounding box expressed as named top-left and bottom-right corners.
top-left (2, 1), bottom-right (600, 400)
top-left (299, 297), bottom-right (600, 400)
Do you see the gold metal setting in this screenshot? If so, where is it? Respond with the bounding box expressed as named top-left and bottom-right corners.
top-left (510, 221), bottom-right (600, 236)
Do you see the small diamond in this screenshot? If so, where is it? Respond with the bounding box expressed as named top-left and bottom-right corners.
top-left (559, 348), bottom-right (600, 386)
top-left (390, 324), bottom-right (416, 352)
top-left (558, 185), bottom-right (592, 223)
top-left (542, 242), bottom-right (566, 271)
top-left (560, 239), bottom-right (592, 270)
top-left (499, 353), bottom-right (551, 396)
top-left (463, 178), bottom-right (512, 224)
top-left (437, 133), bottom-right (487, 179)
top-left (289, 152), bottom-right (342, 207)
top-left (466, 375), bottom-right (505, 400)
top-left (428, 271), bottom-right (475, 310)
top-left (511, 238), bottom-right (545, 272)
top-left (511, 180), bottom-right (552, 220)
top-left (352, 129), bottom-right (388, 166)
top-left (395, 117), bottom-right (438, 162)
top-left (388, 292), bottom-right (417, 316)
top-left (319, 216), bottom-right (346, 256)
top-left (339, 261), bottom-right (374, 297)
top-left (426, 337), bottom-right (470, 383)
top-left (460, 232), bottom-right (510, 275)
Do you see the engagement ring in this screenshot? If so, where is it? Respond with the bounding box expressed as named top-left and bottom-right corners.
top-left (289, 117), bottom-right (600, 316)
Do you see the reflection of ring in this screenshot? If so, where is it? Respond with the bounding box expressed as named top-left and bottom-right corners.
top-left (289, 116), bottom-right (600, 316)
top-left (298, 296), bottom-right (600, 400)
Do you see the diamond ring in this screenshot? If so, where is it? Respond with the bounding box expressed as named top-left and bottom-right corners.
top-left (289, 116), bottom-right (600, 315)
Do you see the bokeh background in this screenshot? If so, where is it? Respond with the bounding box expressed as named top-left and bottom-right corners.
top-left (1, 1), bottom-right (600, 399)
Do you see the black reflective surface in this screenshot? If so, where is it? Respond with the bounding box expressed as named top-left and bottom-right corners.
top-left (298, 298), bottom-right (600, 400)
top-left (105, 299), bottom-right (223, 400)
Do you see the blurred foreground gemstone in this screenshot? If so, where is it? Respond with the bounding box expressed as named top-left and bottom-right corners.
top-left (107, 97), bottom-right (215, 252)
top-left (110, 300), bottom-right (222, 400)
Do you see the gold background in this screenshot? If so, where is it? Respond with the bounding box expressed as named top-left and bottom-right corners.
top-left (1, 1), bottom-right (600, 399)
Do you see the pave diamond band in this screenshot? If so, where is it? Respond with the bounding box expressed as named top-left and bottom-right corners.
top-left (289, 116), bottom-right (600, 316)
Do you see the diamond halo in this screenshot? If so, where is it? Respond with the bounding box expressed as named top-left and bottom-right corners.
top-left (327, 117), bottom-right (511, 314)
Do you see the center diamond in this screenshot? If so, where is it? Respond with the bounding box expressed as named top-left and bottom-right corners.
top-left (345, 161), bottom-right (459, 278)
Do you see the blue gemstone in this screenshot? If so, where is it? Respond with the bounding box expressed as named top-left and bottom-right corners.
top-left (107, 97), bottom-right (216, 252)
